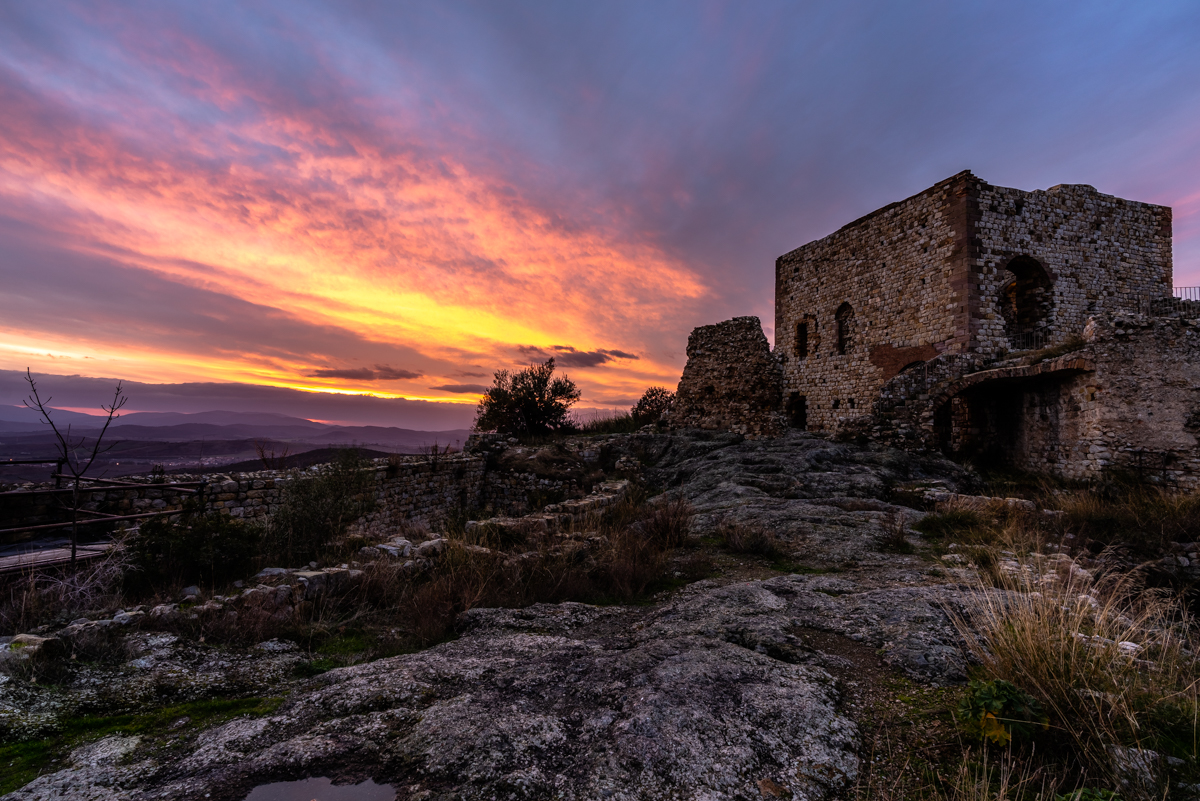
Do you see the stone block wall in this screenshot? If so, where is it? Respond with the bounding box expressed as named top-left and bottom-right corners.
top-left (665, 316), bottom-right (786, 438)
top-left (775, 172), bottom-right (972, 432)
top-left (775, 171), bottom-right (1172, 434)
top-left (0, 455), bottom-right (493, 541)
top-left (852, 312), bottom-right (1200, 488)
top-left (970, 182), bottom-right (1172, 353)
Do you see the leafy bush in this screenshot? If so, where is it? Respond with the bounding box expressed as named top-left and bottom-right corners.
top-left (265, 449), bottom-right (375, 566)
top-left (958, 679), bottom-right (1048, 746)
top-left (126, 506), bottom-right (261, 590)
top-left (631, 386), bottom-right (675, 425)
top-left (474, 358), bottom-right (581, 436)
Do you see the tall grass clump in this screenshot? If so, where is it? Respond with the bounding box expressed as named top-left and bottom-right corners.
top-left (265, 449), bottom-right (376, 565)
top-left (1053, 484), bottom-right (1200, 554)
top-left (575, 412), bottom-right (641, 435)
top-left (717, 519), bottom-right (784, 559)
top-left (956, 562), bottom-right (1198, 794)
top-left (0, 545), bottom-right (129, 635)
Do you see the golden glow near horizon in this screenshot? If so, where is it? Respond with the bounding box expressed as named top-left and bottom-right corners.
top-left (0, 101), bottom-right (710, 407)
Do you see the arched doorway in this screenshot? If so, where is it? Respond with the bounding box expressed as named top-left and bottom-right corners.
top-left (999, 256), bottom-right (1053, 349)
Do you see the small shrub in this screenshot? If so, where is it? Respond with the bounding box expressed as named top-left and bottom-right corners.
top-left (640, 496), bottom-right (694, 548)
top-left (474, 358), bottom-right (581, 436)
top-left (456, 520), bottom-right (534, 550)
top-left (603, 528), bottom-right (669, 598)
top-left (718, 521), bottom-right (784, 558)
top-left (126, 505), bottom-right (262, 590)
top-left (0, 546), bottom-right (128, 635)
top-left (265, 449), bottom-right (376, 566)
top-left (631, 386), bottom-right (675, 425)
top-left (914, 509), bottom-right (986, 540)
top-left (877, 510), bottom-right (915, 553)
top-left (958, 678), bottom-right (1048, 746)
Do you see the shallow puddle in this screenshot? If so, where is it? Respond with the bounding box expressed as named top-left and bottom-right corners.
top-left (242, 777), bottom-right (395, 801)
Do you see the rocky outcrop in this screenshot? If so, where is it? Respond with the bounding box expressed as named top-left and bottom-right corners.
top-left (4, 571), bottom-right (986, 801)
top-left (2, 431), bottom-right (984, 801)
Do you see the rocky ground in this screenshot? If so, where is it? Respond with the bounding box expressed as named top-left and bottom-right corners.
top-left (0, 432), bottom-right (1021, 800)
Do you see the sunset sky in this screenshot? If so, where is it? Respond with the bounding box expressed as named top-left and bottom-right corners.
top-left (2, 1), bottom-right (1199, 426)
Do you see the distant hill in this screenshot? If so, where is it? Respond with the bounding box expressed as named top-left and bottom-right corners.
top-left (0, 405), bottom-right (472, 482)
top-left (209, 446), bottom-right (399, 474)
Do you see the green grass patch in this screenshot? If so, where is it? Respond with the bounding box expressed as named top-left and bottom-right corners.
top-left (0, 696), bottom-right (281, 794)
top-left (314, 631), bottom-right (371, 656)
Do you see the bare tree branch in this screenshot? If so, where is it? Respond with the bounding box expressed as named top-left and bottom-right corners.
top-left (22, 369), bottom-right (128, 567)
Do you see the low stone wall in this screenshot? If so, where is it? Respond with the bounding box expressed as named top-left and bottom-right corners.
top-left (349, 455), bottom-right (487, 537)
top-left (0, 455), bottom-right (491, 540)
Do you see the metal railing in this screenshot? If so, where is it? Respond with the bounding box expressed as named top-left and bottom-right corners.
top-left (1005, 330), bottom-right (1049, 352)
top-left (1136, 289), bottom-right (1200, 317)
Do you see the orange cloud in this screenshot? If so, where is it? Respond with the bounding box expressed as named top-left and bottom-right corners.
top-left (0, 63), bottom-right (709, 408)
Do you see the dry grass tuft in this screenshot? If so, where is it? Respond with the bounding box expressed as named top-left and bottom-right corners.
top-left (716, 520), bottom-right (785, 559)
top-left (0, 543), bottom-right (130, 635)
top-left (954, 560), bottom-right (1198, 795)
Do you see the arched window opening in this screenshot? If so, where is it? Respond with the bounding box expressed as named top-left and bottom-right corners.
top-left (1000, 256), bottom-right (1053, 348)
top-left (796, 322), bottom-right (809, 358)
top-left (835, 303), bottom-right (854, 355)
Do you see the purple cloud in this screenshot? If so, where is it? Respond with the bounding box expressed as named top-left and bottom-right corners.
top-left (428, 383), bottom-right (489, 394)
top-left (306, 366), bottom-right (423, 381)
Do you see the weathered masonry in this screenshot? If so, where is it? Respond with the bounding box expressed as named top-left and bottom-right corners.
top-left (673, 171), bottom-right (1200, 487)
top-left (774, 170), bottom-right (1172, 432)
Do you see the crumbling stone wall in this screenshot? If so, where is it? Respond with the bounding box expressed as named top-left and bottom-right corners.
top-left (775, 171), bottom-right (1172, 433)
top-left (971, 182), bottom-right (1173, 353)
top-left (850, 312), bottom-right (1200, 488)
top-left (0, 456), bottom-right (491, 540)
top-left (666, 316), bottom-right (786, 439)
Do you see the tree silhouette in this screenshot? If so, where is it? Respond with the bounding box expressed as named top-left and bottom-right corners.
top-left (474, 358), bottom-right (580, 436)
top-left (23, 369), bottom-right (127, 567)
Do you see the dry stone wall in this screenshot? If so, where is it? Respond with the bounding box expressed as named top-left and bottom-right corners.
top-left (971, 182), bottom-right (1172, 353)
top-left (666, 316), bottom-right (786, 439)
top-left (0, 455), bottom-right (491, 540)
top-left (774, 171), bottom-right (1172, 434)
top-left (775, 172), bottom-right (971, 432)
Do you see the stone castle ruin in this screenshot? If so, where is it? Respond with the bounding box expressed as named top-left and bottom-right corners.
top-left (669, 170), bottom-right (1200, 487)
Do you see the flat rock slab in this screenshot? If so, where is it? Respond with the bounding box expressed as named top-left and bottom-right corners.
top-left (6, 574), bottom-right (980, 801)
